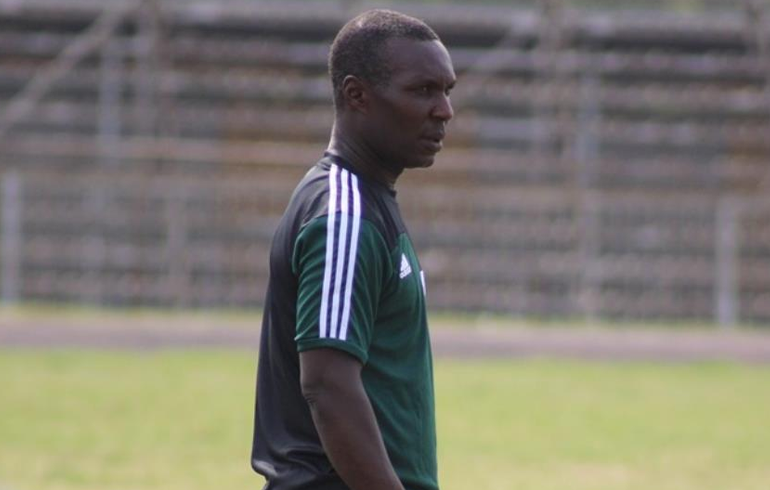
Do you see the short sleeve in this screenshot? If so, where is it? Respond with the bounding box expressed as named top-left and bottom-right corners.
top-left (292, 215), bottom-right (389, 364)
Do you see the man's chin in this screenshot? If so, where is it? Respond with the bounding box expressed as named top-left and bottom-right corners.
top-left (406, 155), bottom-right (436, 169)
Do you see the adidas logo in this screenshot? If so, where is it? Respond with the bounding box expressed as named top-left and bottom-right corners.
top-left (399, 253), bottom-right (412, 279)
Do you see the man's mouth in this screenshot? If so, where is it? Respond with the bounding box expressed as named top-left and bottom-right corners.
top-left (422, 132), bottom-right (445, 152)
top-left (421, 138), bottom-right (443, 153)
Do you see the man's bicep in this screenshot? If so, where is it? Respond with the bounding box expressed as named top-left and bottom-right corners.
top-left (293, 216), bottom-right (389, 362)
top-left (299, 348), bottom-right (363, 398)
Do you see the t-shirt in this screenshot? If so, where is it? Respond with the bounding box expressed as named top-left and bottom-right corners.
top-left (251, 152), bottom-right (437, 490)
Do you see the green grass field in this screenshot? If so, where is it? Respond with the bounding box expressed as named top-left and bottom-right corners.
top-left (1, 350), bottom-right (769, 490)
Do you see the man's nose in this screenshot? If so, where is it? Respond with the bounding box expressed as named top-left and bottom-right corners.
top-left (433, 94), bottom-right (454, 122)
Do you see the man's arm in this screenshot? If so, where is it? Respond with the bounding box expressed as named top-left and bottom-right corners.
top-left (300, 348), bottom-right (404, 490)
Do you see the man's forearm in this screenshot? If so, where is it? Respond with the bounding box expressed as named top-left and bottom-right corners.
top-left (304, 375), bottom-right (404, 490)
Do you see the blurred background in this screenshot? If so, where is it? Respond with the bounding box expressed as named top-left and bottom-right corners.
top-left (0, 0), bottom-right (769, 326)
top-left (3, 3), bottom-right (770, 490)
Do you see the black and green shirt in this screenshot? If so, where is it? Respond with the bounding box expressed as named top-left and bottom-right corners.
top-left (252, 153), bottom-right (437, 490)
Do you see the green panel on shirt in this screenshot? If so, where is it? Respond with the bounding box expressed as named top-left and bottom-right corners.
top-left (292, 215), bottom-right (437, 490)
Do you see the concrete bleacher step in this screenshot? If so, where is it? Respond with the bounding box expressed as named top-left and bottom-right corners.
top-left (16, 96), bottom-right (770, 150)
top-left (7, 60), bottom-right (766, 121)
top-left (4, 27), bottom-right (765, 83)
top-left (5, 129), bottom-right (768, 194)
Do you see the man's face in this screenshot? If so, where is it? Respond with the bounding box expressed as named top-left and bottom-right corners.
top-left (362, 37), bottom-right (456, 170)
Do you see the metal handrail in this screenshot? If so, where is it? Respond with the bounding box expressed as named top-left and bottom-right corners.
top-left (0, 1), bottom-right (140, 143)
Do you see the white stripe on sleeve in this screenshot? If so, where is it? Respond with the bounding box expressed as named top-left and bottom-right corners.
top-left (329, 169), bottom-right (350, 339)
top-left (318, 164), bottom-right (338, 339)
top-left (338, 173), bottom-right (361, 341)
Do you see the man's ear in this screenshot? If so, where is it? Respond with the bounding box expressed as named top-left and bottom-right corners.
top-left (341, 75), bottom-right (368, 113)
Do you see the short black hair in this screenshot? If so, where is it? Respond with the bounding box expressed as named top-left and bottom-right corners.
top-left (328, 9), bottom-right (439, 109)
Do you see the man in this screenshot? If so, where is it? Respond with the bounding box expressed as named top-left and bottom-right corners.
top-left (251, 9), bottom-right (455, 490)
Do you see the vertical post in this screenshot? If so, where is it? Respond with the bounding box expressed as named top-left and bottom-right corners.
top-left (1, 172), bottom-right (22, 304)
top-left (531, 0), bottom-right (566, 165)
top-left (577, 193), bottom-right (601, 321)
top-left (140, 0), bottom-right (177, 141)
top-left (98, 37), bottom-right (123, 166)
top-left (574, 58), bottom-right (602, 320)
top-left (575, 72), bottom-right (601, 185)
top-left (715, 198), bottom-right (741, 328)
top-left (92, 34), bottom-right (123, 304)
top-left (81, 187), bottom-right (107, 305)
top-left (166, 187), bottom-right (189, 307)
top-left (744, 0), bottom-right (770, 189)
top-left (133, 0), bottom-right (160, 137)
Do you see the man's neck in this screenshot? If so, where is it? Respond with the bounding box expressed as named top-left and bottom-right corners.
top-left (327, 123), bottom-right (402, 190)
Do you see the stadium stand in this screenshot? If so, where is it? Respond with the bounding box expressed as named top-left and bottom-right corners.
top-left (1, 0), bottom-right (769, 323)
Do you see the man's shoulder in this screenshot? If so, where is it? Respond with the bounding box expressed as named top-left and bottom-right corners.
top-left (285, 160), bottom-right (334, 225)
top-left (290, 157), bottom-right (394, 237)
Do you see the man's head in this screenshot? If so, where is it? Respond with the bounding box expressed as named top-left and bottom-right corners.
top-left (328, 10), bottom-right (456, 171)
top-left (329, 10), bottom-right (439, 109)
